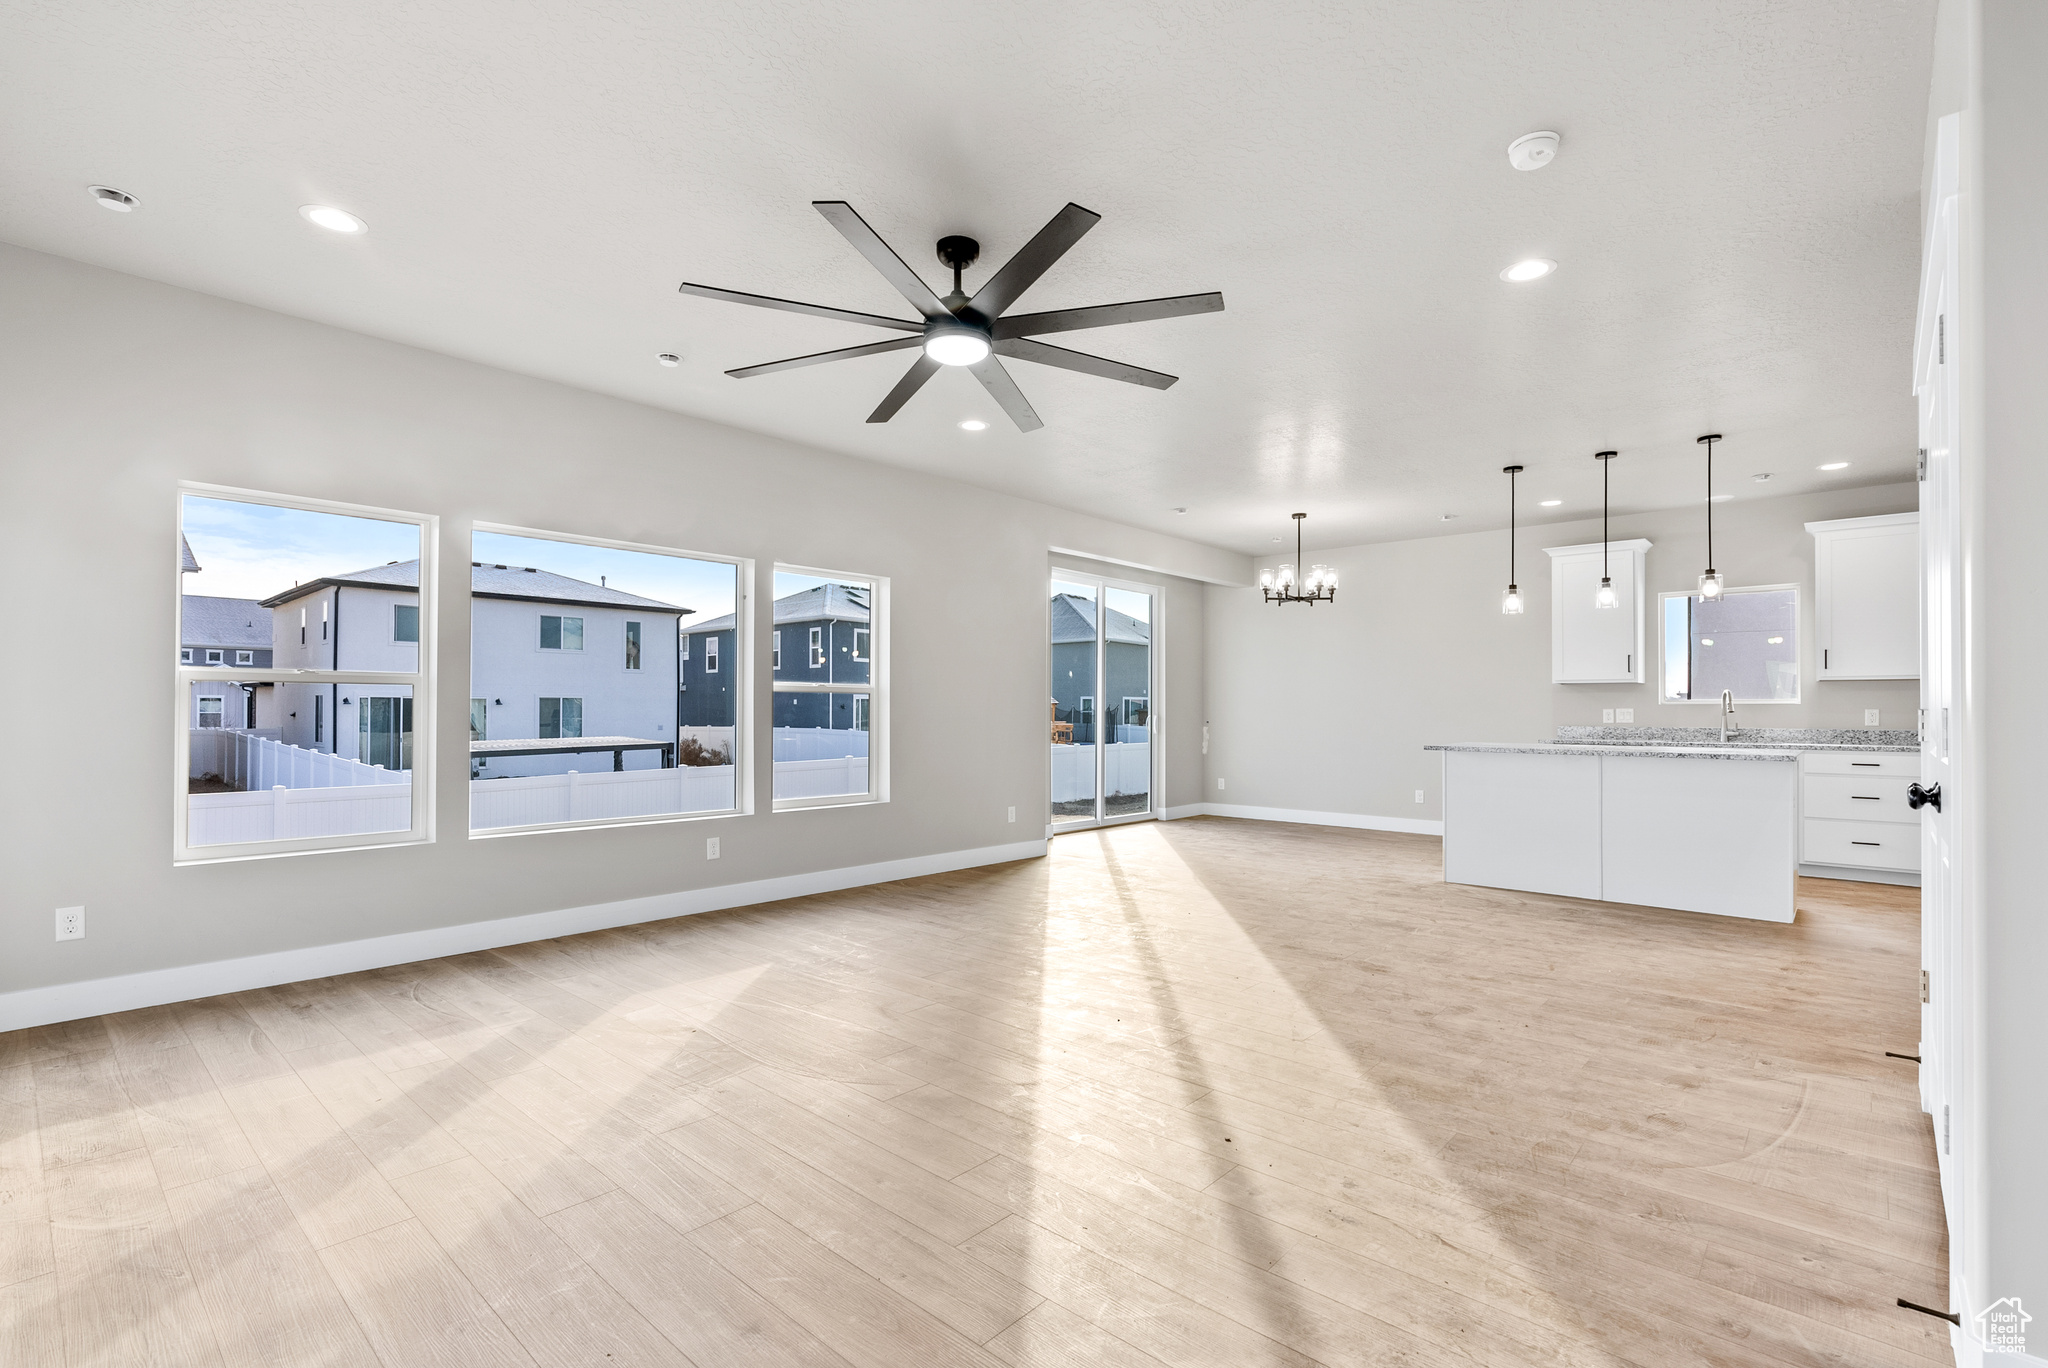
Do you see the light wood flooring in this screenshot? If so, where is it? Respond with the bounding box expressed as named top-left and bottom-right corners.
top-left (0, 818), bottom-right (1947, 1367)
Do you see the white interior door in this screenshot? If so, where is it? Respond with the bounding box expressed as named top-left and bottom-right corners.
top-left (1914, 111), bottom-right (1973, 1345)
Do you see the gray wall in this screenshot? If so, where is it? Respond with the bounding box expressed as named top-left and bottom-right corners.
top-left (0, 243), bottom-right (1242, 996)
top-left (1204, 482), bottom-right (1920, 823)
top-left (1963, 0), bottom-right (2048, 1326)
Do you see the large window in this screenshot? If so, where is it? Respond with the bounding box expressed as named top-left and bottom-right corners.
top-left (470, 525), bottom-right (743, 835)
top-left (1051, 575), bottom-right (1156, 826)
top-left (1659, 585), bottom-right (1801, 704)
top-left (177, 486), bottom-right (434, 861)
top-left (773, 566), bottom-right (884, 808)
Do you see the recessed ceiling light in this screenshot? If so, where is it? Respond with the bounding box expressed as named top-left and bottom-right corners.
top-left (1440, 513), bottom-right (1459, 521)
top-left (1172, 507), bottom-right (1188, 514)
top-left (1709, 494), bottom-right (1733, 503)
top-left (1507, 131), bottom-right (1561, 172)
top-left (1753, 472), bottom-right (1773, 481)
top-left (1818, 461), bottom-right (1850, 471)
top-left (957, 419), bottom-right (988, 431)
top-left (299, 204), bottom-right (367, 234)
top-left (1539, 499), bottom-right (1562, 507)
top-left (1500, 258), bottom-right (1556, 283)
top-left (89, 185), bottom-right (138, 212)
top-left (657, 353), bottom-right (681, 367)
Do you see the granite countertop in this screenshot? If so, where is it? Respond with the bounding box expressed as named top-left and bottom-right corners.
top-left (1424, 742), bottom-right (1803, 762)
top-left (1550, 725), bottom-right (1920, 754)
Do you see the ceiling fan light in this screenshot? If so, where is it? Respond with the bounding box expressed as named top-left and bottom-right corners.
top-left (1500, 258), bottom-right (1556, 283)
top-left (299, 204), bottom-right (367, 234)
top-left (924, 327), bottom-right (991, 367)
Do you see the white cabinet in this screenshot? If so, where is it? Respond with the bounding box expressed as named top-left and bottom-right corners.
top-left (1544, 539), bottom-right (1650, 683)
top-left (1798, 750), bottom-right (1922, 878)
top-left (1807, 512), bottom-right (1919, 679)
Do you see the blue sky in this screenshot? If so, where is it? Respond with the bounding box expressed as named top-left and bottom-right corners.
top-left (180, 496), bottom-right (737, 621)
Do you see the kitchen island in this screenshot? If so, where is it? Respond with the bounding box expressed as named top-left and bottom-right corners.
top-left (1424, 742), bottom-right (1803, 922)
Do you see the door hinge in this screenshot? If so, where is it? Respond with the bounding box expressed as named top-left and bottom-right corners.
top-left (1938, 314), bottom-right (1945, 364)
top-left (1943, 1103), bottom-right (1950, 1155)
top-left (1917, 447), bottom-right (1928, 481)
top-left (1921, 969), bottom-right (1930, 1003)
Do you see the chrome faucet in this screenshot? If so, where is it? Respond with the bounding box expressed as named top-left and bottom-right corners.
top-left (1720, 689), bottom-right (1736, 742)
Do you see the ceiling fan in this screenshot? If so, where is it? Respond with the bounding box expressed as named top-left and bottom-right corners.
top-left (678, 201), bottom-right (1224, 432)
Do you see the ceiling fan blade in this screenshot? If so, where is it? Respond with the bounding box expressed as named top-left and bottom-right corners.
top-left (727, 335), bottom-right (924, 379)
top-left (967, 202), bottom-right (1102, 321)
top-left (969, 355), bottom-right (1045, 432)
top-left (677, 281), bottom-right (922, 333)
top-left (813, 202), bottom-right (950, 320)
top-left (994, 337), bottom-right (1177, 390)
top-left (996, 291), bottom-right (1225, 339)
top-left (867, 354), bottom-right (942, 423)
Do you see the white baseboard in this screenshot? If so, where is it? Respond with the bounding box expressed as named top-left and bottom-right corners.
top-left (1799, 862), bottom-right (1922, 887)
top-left (0, 838), bottom-right (1047, 1034)
top-left (1164, 802), bottom-right (1443, 836)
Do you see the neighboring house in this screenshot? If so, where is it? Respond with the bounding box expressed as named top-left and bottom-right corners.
top-left (1050, 592), bottom-right (1149, 745)
top-left (682, 582), bottom-right (871, 730)
top-left (180, 533), bottom-right (277, 731)
top-left (261, 559), bottom-right (690, 776)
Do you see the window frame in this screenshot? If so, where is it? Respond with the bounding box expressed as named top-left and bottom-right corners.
top-left (808, 626), bottom-right (825, 669)
top-left (196, 695), bottom-right (225, 728)
top-left (771, 630), bottom-right (781, 670)
top-left (773, 564), bottom-right (888, 812)
top-left (468, 520), bottom-right (753, 839)
top-left (1656, 582), bottom-right (1804, 705)
top-left (624, 619), bottom-right (642, 671)
top-left (174, 482), bottom-right (438, 864)
top-left (180, 647), bottom-right (193, 663)
top-left (539, 613), bottom-right (585, 652)
top-left (393, 602), bottom-right (420, 644)
top-left (205, 649), bottom-right (224, 665)
top-left (469, 698), bottom-right (487, 742)
top-left (235, 650), bottom-right (255, 665)
top-left (852, 627), bottom-right (871, 663)
top-left (705, 635), bottom-right (720, 673)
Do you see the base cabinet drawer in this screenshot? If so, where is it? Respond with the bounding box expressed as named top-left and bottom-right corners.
top-left (1804, 773), bottom-right (1918, 822)
top-left (1802, 817), bottom-right (1920, 872)
top-left (1800, 751), bottom-right (1922, 778)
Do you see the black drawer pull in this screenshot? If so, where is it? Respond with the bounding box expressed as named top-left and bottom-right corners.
top-left (1851, 762), bottom-right (1880, 767)
top-left (1852, 795), bottom-right (1881, 800)
top-left (1852, 840), bottom-right (1881, 847)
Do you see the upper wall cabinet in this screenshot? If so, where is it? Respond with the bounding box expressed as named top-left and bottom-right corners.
top-left (1808, 512), bottom-right (1919, 680)
top-left (1545, 539), bottom-right (1651, 684)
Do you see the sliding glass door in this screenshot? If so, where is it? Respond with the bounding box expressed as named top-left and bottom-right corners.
top-left (1050, 574), bottom-right (1155, 828)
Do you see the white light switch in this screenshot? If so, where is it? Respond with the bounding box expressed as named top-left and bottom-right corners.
top-left (705, 837), bottom-right (720, 860)
top-left (1865, 709), bottom-right (1881, 727)
top-left (1617, 708), bottom-right (1634, 723)
top-left (56, 906), bottom-right (85, 941)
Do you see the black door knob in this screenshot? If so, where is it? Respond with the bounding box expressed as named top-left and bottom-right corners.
top-left (1907, 782), bottom-right (1942, 812)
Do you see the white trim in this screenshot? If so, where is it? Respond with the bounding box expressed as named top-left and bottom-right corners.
top-left (0, 838), bottom-right (1047, 1033)
top-left (1542, 538), bottom-right (1654, 558)
top-left (1798, 862), bottom-right (1923, 887)
top-left (1804, 512), bottom-right (1919, 535)
top-left (1163, 803), bottom-right (1443, 836)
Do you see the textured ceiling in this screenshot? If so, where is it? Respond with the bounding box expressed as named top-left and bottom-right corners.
top-left (0, 0), bottom-right (1935, 555)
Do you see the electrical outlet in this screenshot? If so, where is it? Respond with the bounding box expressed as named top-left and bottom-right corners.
top-left (1007, 806), bottom-right (1016, 823)
top-left (1216, 777), bottom-right (1226, 791)
top-left (1414, 790), bottom-right (1425, 804)
top-left (1601, 709), bottom-right (1615, 724)
top-left (1617, 708), bottom-right (1634, 723)
top-left (1865, 709), bottom-right (1881, 727)
top-left (56, 906), bottom-right (85, 941)
top-left (705, 837), bottom-right (720, 860)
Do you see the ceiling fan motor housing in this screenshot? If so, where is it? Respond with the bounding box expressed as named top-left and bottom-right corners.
top-left (936, 235), bottom-right (981, 270)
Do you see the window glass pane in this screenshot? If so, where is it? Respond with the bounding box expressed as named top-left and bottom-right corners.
top-left (187, 684), bottom-right (413, 846)
top-left (1051, 580), bottom-right (1099, 821)
top-left (1661, 588), bottom-right (1799, 702)
top-left (470, 529), bottom-right (737, 830)
top-left (772, 571), bottom-right (875, 802)
top-left (1101, 586), bottom-right (1153, 817)
top-left (179, 494), bottom-right (419, 674)
top-left (393, 603), bottom-right (420, 643)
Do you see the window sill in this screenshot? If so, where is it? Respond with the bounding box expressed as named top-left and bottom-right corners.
top-left (773, 794), bottom-right (885, 814)
top-left (468, 808), bottom-right (745, 840)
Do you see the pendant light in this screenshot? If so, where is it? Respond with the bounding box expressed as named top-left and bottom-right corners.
top-left (1501, 465), bottom-right (1525, 614)
top-left (1696, 433), bottom-right (1725, 598)
top-left (1594, 451), bottom-right (1619, 608)
top-left (1259, 514), bottom-right (1338, 604)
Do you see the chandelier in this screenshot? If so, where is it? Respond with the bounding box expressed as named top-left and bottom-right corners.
top-left (1259, 513), bottom-right (1338, 605)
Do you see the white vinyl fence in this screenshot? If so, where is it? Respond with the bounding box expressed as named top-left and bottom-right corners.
top-left (773, 728), bottom-right (869, 762)
top-left (771, 755), bottom-right (869, 801)
top-left (1049, 742), bottom-right (1151, 803)
top-left (190, 730), bottom-right (406, 791)
top-left (189, 782), bottom-right (412, 846)
top-left (471, 765), bottom-right (737, 829)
